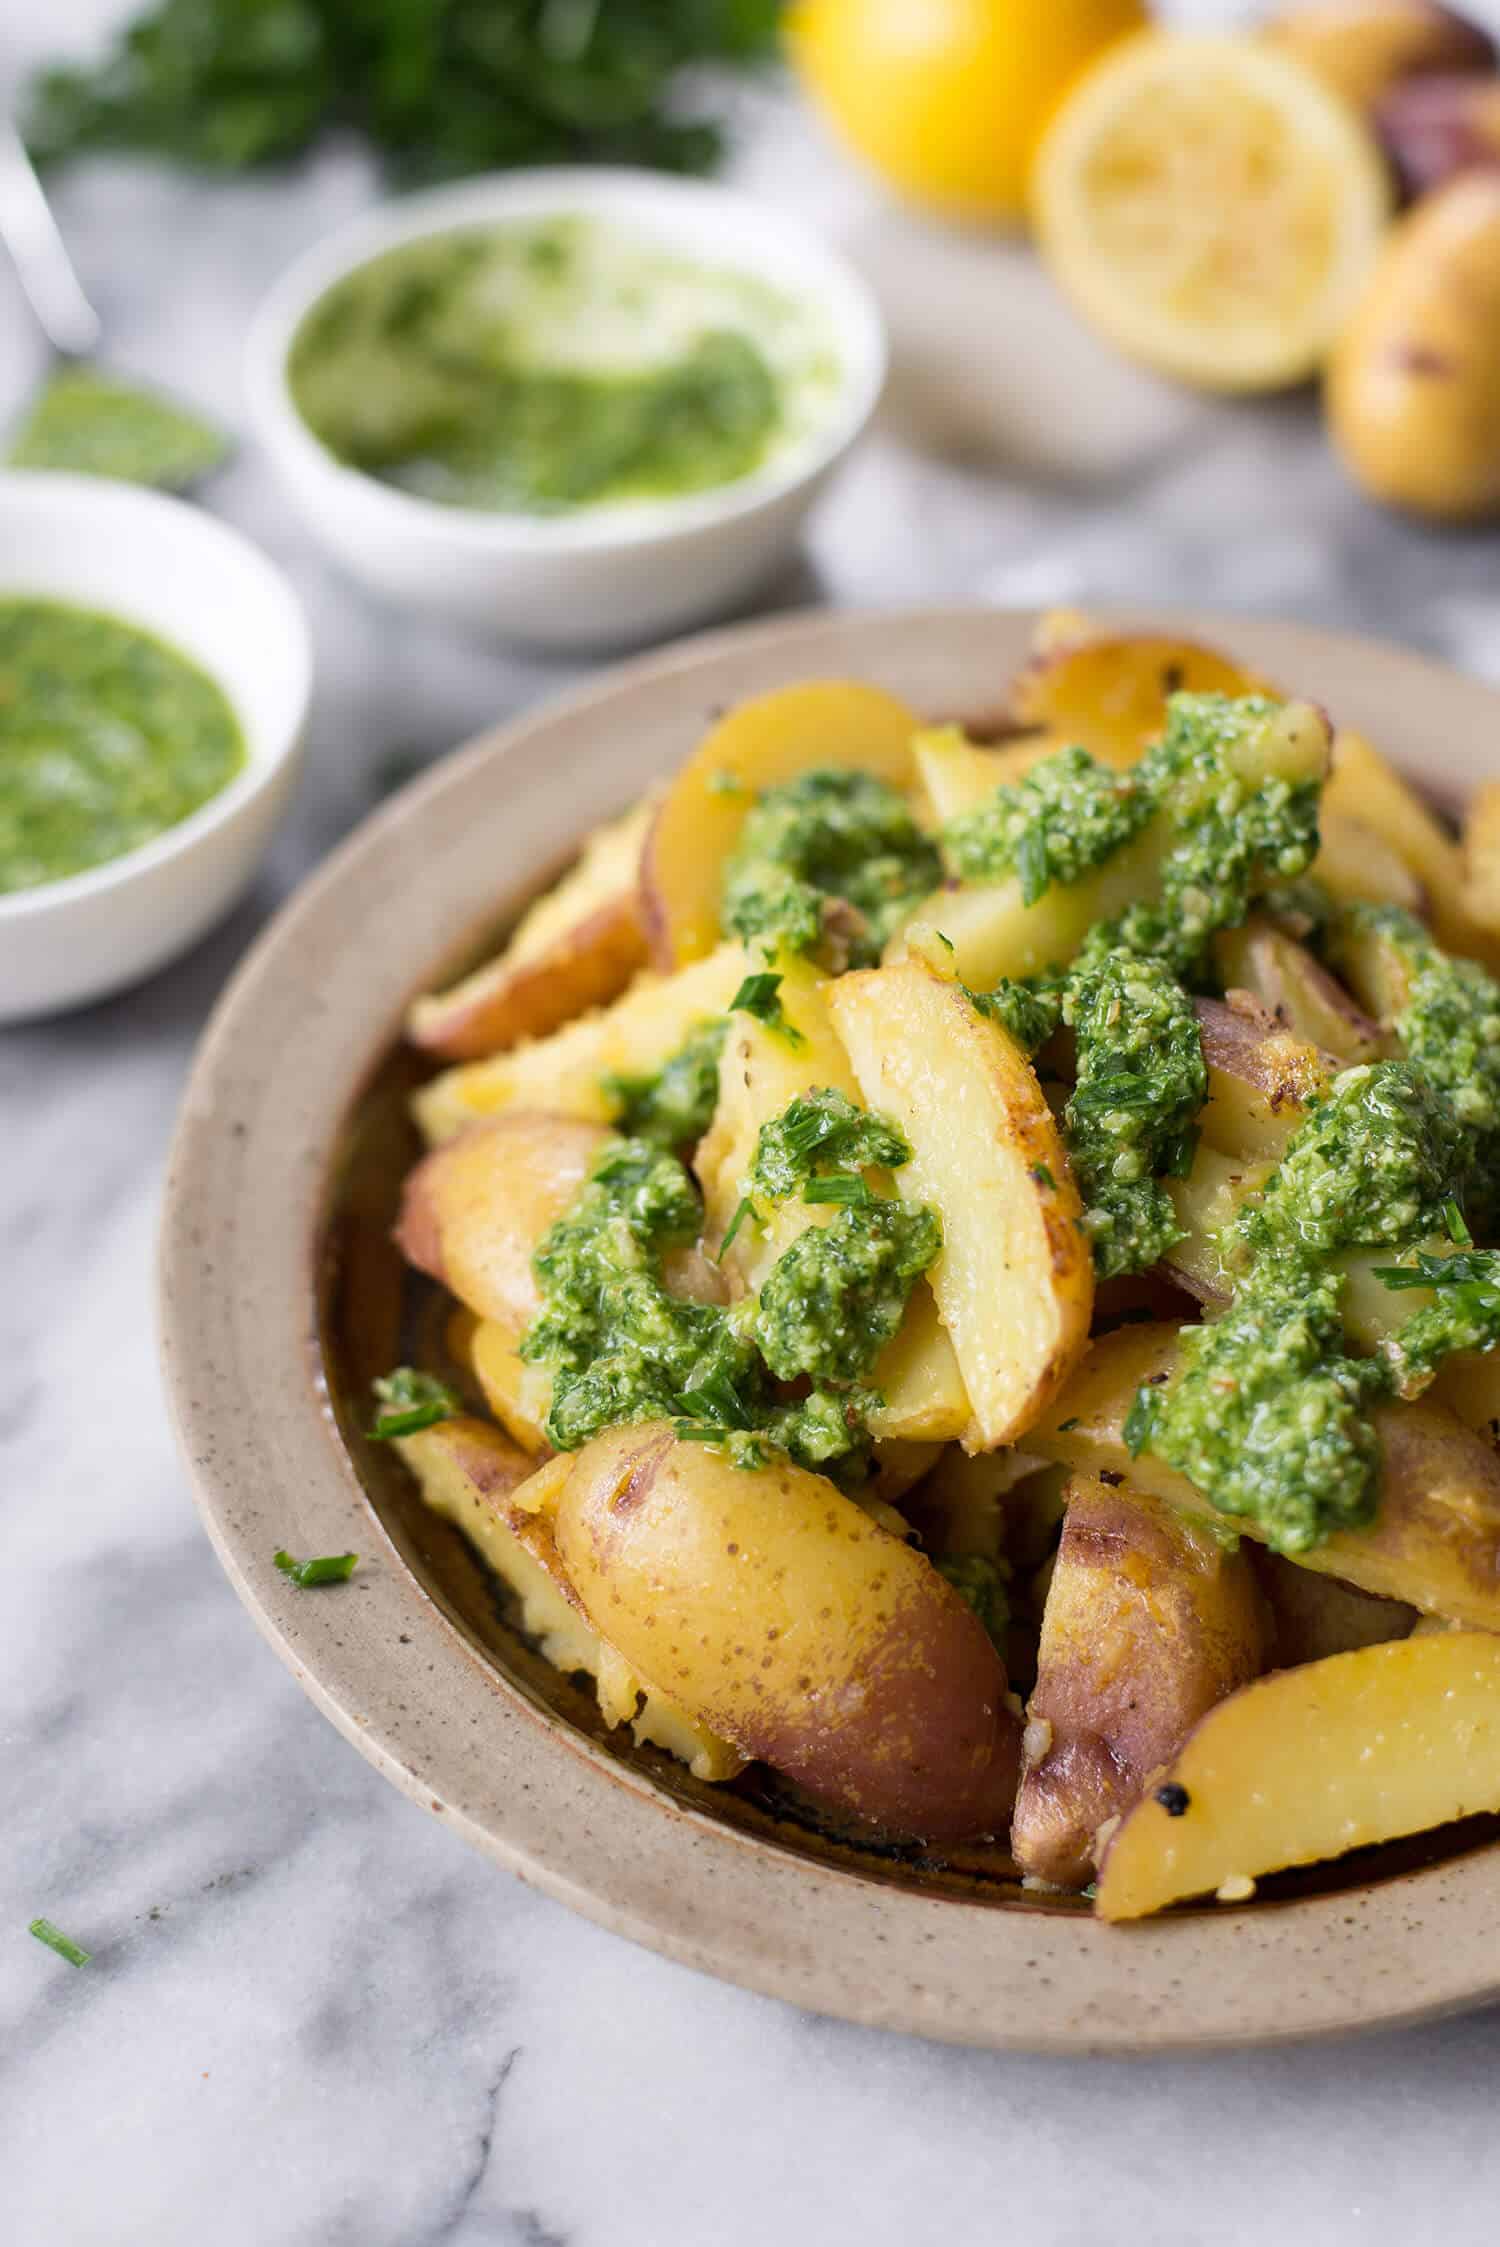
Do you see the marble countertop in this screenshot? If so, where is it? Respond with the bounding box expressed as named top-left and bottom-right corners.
top-left (9, 5), bottom-right (1500, 2240)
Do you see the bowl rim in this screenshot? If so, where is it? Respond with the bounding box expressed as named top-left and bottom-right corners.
top-left (244, 165), bottom-right (888, 552)
top-left (159, 602), bottom-right (1500, 2054)
top-left (0, 471), bottom-right (312, 922)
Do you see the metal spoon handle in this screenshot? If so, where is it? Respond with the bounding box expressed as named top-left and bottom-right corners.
top-left (0, 118), bottom-right (101, 359)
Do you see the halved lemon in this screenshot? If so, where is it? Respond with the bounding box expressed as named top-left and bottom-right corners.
top-left (1032, 32), bottom-right (1391, 392)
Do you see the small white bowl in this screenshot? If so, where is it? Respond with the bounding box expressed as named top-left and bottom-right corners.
top-left (245, 168), bottom-right (887, 649)
top-left (0, 474), bottom-right (311, 1022)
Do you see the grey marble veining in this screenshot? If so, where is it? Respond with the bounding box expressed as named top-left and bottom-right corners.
top-left (8, 3), bottom-right (1500, 2240)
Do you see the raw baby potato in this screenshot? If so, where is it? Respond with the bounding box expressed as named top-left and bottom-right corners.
top-left (640, 680), bottom-right (920, 969)
top-left (827, 961), bottom-right (1093, 1448)
top-left (1375, 67), bottom-right (1500, 198)
top-left (1031, 1323), bottom-right (1500, 1629)
top-left (395, 1111), bottom-right (610, 1326)
top-left (553, 1423), bottom-right (1022, 1840)
top-left (1264, 1), bottom-right (1493, 115)
top-left (1013, 1474), bottom-right (1270, 1890)
top-left (398, 1417), bottom-right (742, 1781)
top-left (1095, 1630), bottom-right (1500, 1920)
top-left (406, 799), bottom-right (651, 1062)
top-left (1328, 173), bottom-right (1500, 525)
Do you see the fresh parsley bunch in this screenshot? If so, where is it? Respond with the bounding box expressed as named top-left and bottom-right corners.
top-left (26, 0), bottom-right (783, 180)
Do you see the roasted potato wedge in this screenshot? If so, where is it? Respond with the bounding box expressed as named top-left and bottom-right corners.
top-left (911, 725), bottom-right (1065, 824)
top-left (1323, 731), bottom-right (1468, 932)
top-left (398, 1417), bottom-right (742, 1780)
top-left (1253, 1549), bottom-right (1416, 1665)
top-left (1095, 1631), bottom-right (1500, 1921)
top-left (469, 1315), bottom-right (554, 1455)
top-left (899, 698), bottom-right (1330, 988)
top-left (413, 943), bottom-right (752, 1145)
top-left (640, 680), bottom-right (920, 970)
top-left (1214, 918), bottom-right (1386, 1064)
top-left (407, 800), bottom-right (652, 1063)
top-left (1460, 780), bottom-right (1500, 940)
top-left (828, 962), bottom-right (1093, 1448)
top-left (1013, 1473), bottom-right (1270, 1889)
top-left (553, 1423), bottom-right (1023, 1840)
top-left (395, 1111), bottom-right (610, 1326)
top-left (1009, 626), bottom-right (1274, 769)
top-left (1194, 995), bottom-right (1332, 1162)
top-left (1031, 1322), bottom-right (1500, 1629)
top-left (1313, 810), bottom-right (1426, 916)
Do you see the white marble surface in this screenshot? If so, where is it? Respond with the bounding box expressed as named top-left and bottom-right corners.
top-left (9, 5), bottom-right (1500, 2241)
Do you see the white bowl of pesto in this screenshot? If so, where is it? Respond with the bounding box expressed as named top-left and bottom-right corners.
top-left (246, 169), bottom-right (886, 648)
top-left (0, 475), bottom-right (311, 1022)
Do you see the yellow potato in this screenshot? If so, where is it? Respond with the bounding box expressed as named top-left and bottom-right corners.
top-left (911, 725), bottom-right (1064, 825)
top-left (1328, 173), bottom-right (1500, 526)
top-left (406, 800), bottom-right (651, 1062)
top-left (1430, 1347), bottom-right (1500, 1445)
top-left (1009, 628), bottom-right (1274, 769)
top-left (1095, 1631), bottom-right (1500, 1921)
top-left (397, 1416), bottom-right (742, 1780)
top-left (413, 943), bottom-right (752, 1145)
top-left (1263, 0), bottom-right (1493, 115)
top-left (1013, 1474), bottom-right (1270, 1889)
top-left (828, 962), bottom-right (1093, 1448)
top-left (639, 680), bottom-right (920, 970)
top-left (1193, 995), bottom-right (1332, 1163)
top-left (866, 1280), bottom-right (972, 1445)
top-left (1163, 1149), bottom-right (1275, 1305)
top-left (1321, 729), bottom-right (1494, 961)
top-left (394, 1111), bottom-right (610, 1326)
top-left (1031, 1322), bottom-right (1500, 1628)
top-left (898, 698), bottom-right (1330, 988)
top-left (1460, 780), bottom-right (1500, 938)
top-left (1214, 918), bottom-right (1387, 1064)
top-left (1313, 809), bottom-right (1426, 916)
top-left (469, 1315), bottom-right (554, 1455)
top-left (554, 1423), bottom-right (1023, 1840)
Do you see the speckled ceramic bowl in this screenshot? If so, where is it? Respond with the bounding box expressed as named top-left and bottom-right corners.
top-left (160, 606), bottom-right (1500, 2053)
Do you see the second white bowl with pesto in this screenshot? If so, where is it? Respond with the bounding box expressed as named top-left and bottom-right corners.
top-left (247, 171), bottom-right (885, 647)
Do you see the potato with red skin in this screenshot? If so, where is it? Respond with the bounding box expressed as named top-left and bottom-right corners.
top-left (1376, 70), bottom-right (1500, 198)
top-left (553, 1423), bottom-right (1024, 1842)
top-left (394, 1111), bottom-right (610, 1326)
top-left (1013, 1474), bottom-right (1271, 1890)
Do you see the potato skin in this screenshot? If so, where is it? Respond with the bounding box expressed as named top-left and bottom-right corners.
top-left (1328, 173), bottom-right (1500, 523)
top-left (394, 1111), bottom-right (609, 1326)
top-left (1013, 1475), bottom-right (1270, 1889)
top-left (554, 1423), bottom-right (1023, 1841)
top-left (1265, 1), bottom-right (1493, 115)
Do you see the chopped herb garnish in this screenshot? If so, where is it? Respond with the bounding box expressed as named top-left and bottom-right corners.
top-left (1122, 1385), bottom-right (1161, 1458)
top-left (370, 1366), bottom-right (461, 1438)
top-left (1057, 1416), bottom-right (1080, 1433)
top-left (750, 1087), bottom-right (910, 1202)
top-left (29, 1917), bottom-right (90, 1967)
top-left (1445, 1196), bottom-right (1474, 1247)
top-left (274, 1549), bottom-right (359, 1587)
top-left (1031, 1163), bottom-right (1056, 1190)
top-left (803, 1173), bottom-right (876, 1207)
top-left (716, 1194), bottom-right (758, 1261)
top-left (730, 970), bottom-right (805, 1050)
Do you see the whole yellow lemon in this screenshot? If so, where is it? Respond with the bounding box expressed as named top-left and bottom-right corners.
top-left (787, 0), bottom-right (1150, 226)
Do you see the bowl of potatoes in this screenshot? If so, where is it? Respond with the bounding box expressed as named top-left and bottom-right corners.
top-left (160, 603), bottom-right (1500, 2052)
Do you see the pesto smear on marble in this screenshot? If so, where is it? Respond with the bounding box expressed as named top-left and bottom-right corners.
top-left (288, 216), bottom-right (841, 515)
top-left (0, 598), bottom-right (244, 894)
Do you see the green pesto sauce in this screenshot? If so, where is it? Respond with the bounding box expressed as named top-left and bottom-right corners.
top-left (945, 743), bottom-right (1147, 898)
top-left (287, 217), bottom-right (840, 515)
top-left (1063, 953), bottom-right (1205, 1280)
top-left (721, 768), bottom-right (941, 968)
top-left (9, 367), bottom-right (230, 489)
top-left (0, 598), bottom-right (244, 894)
top-left (1135, 1064), bottom-right (1478, 1553)
top-left (601, 1017), bottom-right (726, 1148)
top-left (520, 1091), bottom-right (940, 1476)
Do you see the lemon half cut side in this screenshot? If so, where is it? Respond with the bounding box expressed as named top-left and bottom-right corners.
top-left (1032, 32), bottom-right (1391, 393)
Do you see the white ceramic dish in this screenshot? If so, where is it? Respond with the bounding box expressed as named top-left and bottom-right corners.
top-left (0, 474), bottom-right (311, 1023)
top-left (245, 169), bottom-right (886, 649)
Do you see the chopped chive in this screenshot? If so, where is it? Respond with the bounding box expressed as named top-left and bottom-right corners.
top-left (1057, 1416), bottom-right (1080, 1432)
top-left (730, 971), bottom-right (806, 1050)
top-left (1445, 1197), bottom-right (1474, 1247)
top-left (1122, 1385), bottom-right (1160, 1459)
top-left (30, 1918), bottom-right (90, 1967)
top-left (804, 1173), bottom-right (874, 1207)
top-left (1031, 1163), bottom-right (1056, 1190)
top-left (716, 1194), bottom-right (758, 1261)
top-left (274, 1549), bottom-right (359, 1588)
top-left (369, 1367), bottom-right (461, 1439)
top-left (934, 931), bottom-right (955, 955)
top-left (673, 1423), bottom-right (730, 1444)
